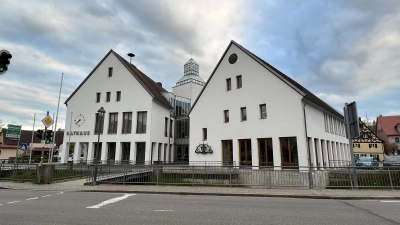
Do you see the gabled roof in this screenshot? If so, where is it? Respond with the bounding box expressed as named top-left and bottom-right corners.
top-left (376, 115), bottom-right (400, 136)
top-left (190, 40), bottom-right (343, 118)
top-left (65, 50), bottom-right (172, 109)
top-left (353, 119), bottom-right (383, 143)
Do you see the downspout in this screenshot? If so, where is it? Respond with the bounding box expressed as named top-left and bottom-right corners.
top-left (302, 96), bottom-right (310, 167)
top-left (303, 95), bottom-right (314, 189)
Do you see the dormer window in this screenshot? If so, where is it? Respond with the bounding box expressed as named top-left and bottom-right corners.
top-left (396, 124), bottom-right (400, 132)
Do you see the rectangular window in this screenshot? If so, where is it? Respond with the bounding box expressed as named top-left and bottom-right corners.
top-left (94, 113), bottom-right (104, 134)
top-left (122, 112), bottom-right (132, 134)
top-left (240, 107), bottom-right (247, 121)
top-left (169, 119), bottom-right (173, 137)
top-left (136, 111), bottom-right (147, 133)
top-left (353, 143), bottom-right (360, 148)
top-left (108, 113), bottom-right (118, 134)
top-left (369, 144), bottom-right (377, 148)
top-left (165, 117), bottom-right (169, 137)
top-left (226, 78), bottom-right (231, 91)
top-left (106, 92), bottom-right (111, 102)
top-left (236, 75), bottom-right (242, 88)
top-left (108, 67), bottom-right (113, 77)
top-left (116, 91), bottom-right (121, 102)
top-left (394, 137), bottom-right (400, 143)
top-left (260, 104), bottom-right (267, 119)
top-left (224, 110), bottom-right (229, 123)
top-left (222, 140), bottom-right (233, 165)
top-left (202, 128), bottom-right (207, 141)
top-left (96, 93), bottom-right (101, 103)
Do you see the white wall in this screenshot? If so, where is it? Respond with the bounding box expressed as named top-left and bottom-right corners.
top-left (173, 82), bottom-right (203, 101)
top-left (61, 52), bottom-right (171, 163)
top-left (189, 44), bottom-right (309, 167)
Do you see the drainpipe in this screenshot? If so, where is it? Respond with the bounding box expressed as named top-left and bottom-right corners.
top-left (302, 96), bottom-right (313, 188)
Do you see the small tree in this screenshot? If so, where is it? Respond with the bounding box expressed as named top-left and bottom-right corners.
top-left (384, 143), bottom-right (399, 155)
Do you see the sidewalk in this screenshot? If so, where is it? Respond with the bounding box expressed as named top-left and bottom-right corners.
top-left (1, 179), bottom-right (400, 200)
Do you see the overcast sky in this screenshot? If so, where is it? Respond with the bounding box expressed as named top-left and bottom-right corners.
top-left (1, 0), bottom-right (400, 131)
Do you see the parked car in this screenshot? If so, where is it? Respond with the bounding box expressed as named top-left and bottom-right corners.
top-left (356, 156), bottom-right (379, 169)
top-left (383, 156), bottom-right (400, 167)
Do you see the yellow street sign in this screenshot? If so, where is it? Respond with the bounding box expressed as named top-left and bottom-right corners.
top-left (41, 115), bottom-right (54, 127)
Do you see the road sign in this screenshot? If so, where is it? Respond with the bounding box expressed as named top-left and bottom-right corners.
top-left (42, 115), bottom-right (54, 127)
top-left (6, 124), bottom-right (21, 138)
top-left (20, 143), bottom-right (27, 151)
top-left (344, 101), bottom-right (360, 139)
top-left (41, 140), bottom-right (46, 147)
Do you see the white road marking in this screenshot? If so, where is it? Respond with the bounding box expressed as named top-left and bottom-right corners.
top-left (87, 194), bottom-right (135, 209)
top-left (41, 195), bottom-right (51, 198)
top-left (0, 204), bottom-right (3, 206)
top-left (154, 210), bottom-right (173, 212)
top-left (380, 200), bottom-right (400, 203)
top-left (27, 197), bottom-right (39, 200)
top-left (58, 192), bottom-right (63, 194)
top-left (8, 201), bottom-right (19, 204)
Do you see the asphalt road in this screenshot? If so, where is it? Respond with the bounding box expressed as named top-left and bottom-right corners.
top-left (0, 190), bottom-right (400, 225)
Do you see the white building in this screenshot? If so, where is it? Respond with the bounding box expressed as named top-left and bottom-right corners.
top-left (61, 50), bottom-right (174, 164)
top-left (60, 50), bottom-right (206, 164)
top-left (189, 41), bottom-right (350, 169)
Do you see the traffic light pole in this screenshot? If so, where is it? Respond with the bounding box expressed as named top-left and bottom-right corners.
top-left (40, 111), bottom-right (49, 165)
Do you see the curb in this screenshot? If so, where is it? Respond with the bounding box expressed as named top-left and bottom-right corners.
top-left (76, 189), bottom-right (400, 200)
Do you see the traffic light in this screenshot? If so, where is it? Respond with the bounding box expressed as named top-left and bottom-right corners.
top-left (46, 130), bottom-right (53, 144)
top-left (36, 130), bottom-right (43, 139)
top-left (0, 49), bottom-right (12, 75)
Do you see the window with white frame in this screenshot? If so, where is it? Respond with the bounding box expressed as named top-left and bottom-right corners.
top-left (353, 143), bottom-right (360, 148)
top-left (369, 144), bottom-right (377, 148)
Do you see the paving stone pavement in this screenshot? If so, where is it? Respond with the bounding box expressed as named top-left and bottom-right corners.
top-left (1, 179), bottom-right (400, 200)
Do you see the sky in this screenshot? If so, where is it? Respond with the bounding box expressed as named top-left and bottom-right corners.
top-left (1, 0), bottom-right (400, 131)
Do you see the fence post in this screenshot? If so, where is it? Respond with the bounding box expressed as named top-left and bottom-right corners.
top-left (229, 166), bottom-right (232, 188)
top-left (192, 166), bottom-right (194, 187)
top-left (348, 166), bottom-right (353, 189)
top-left (308, 167), bottom-right (313, 189)
top-left (388, 168), bottom-right (393, 190)
top-left (269, 168), bottom-right (272, 189)
top-left (156, 165), bottom-right (159, 186)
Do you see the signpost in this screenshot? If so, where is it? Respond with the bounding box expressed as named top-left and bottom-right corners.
top-left (8, 124), bottom-right (22, 180)
top-left (6, 124), bottom-right (21, 138)
top-left (344, 101), bottom-right (360, 189)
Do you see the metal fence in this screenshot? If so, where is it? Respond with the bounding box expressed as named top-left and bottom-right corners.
top-left (0, 163), bottom-right (37, 182)
top-left (86, 164), bottom-right (400, 189)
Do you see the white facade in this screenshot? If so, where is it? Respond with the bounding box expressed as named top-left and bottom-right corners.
top-left (61, 50), bottom-right (173, 164)
top-left (172, 82), bottom-right (203, 101)
top-left (189, 41), bottom-right (349, 168)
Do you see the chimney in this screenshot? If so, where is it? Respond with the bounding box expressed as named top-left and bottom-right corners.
top-left (156, 82), bottom-right (162, 88)
top-left (379, 115), bottom-right (382, 117)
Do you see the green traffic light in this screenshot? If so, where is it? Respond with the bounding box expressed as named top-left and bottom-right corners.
top-left (0, 67), bottom-right (4, 72)
top-left (46, 139), bottom-right (51, 144)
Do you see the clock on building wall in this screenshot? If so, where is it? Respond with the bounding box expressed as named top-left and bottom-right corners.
top-left (74, 114), bottom-right (86, 127)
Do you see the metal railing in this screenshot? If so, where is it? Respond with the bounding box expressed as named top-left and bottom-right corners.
top-left (0, 163), bottom-right (37, 182)
top-left (86, 164), bottom-right (400, 189)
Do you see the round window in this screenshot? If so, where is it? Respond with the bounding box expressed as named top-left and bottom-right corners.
top-left (228, 53), bottom-right (238, 64)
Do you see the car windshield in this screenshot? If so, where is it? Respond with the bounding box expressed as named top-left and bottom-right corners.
top-left (358, 157), bottom-right (372, 162)
top-left (385, 157), bottom-right (400, 162)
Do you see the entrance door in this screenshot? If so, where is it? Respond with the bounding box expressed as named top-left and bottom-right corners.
top-left (280, 137), bottom-right (298, 169)
top-left (222, 140), bottom-right (233, 165)
top-left (121, 142), bottom-right (130, 163)
top-left (239, 139), bottom-right (252, 166)
top-left (136, 142), bottom-right (145, 164)
top-left (175, 145), bottom-right (189, 163)
top-left (258, 138), bottom-right (273, 167)
top-left (107, 142), bottom-right (116, 163)
top-left (93, 142), bottom-right (102, 163)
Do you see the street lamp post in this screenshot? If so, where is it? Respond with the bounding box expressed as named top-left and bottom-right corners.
top-left (94, 106), bottom-right (105, 185)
